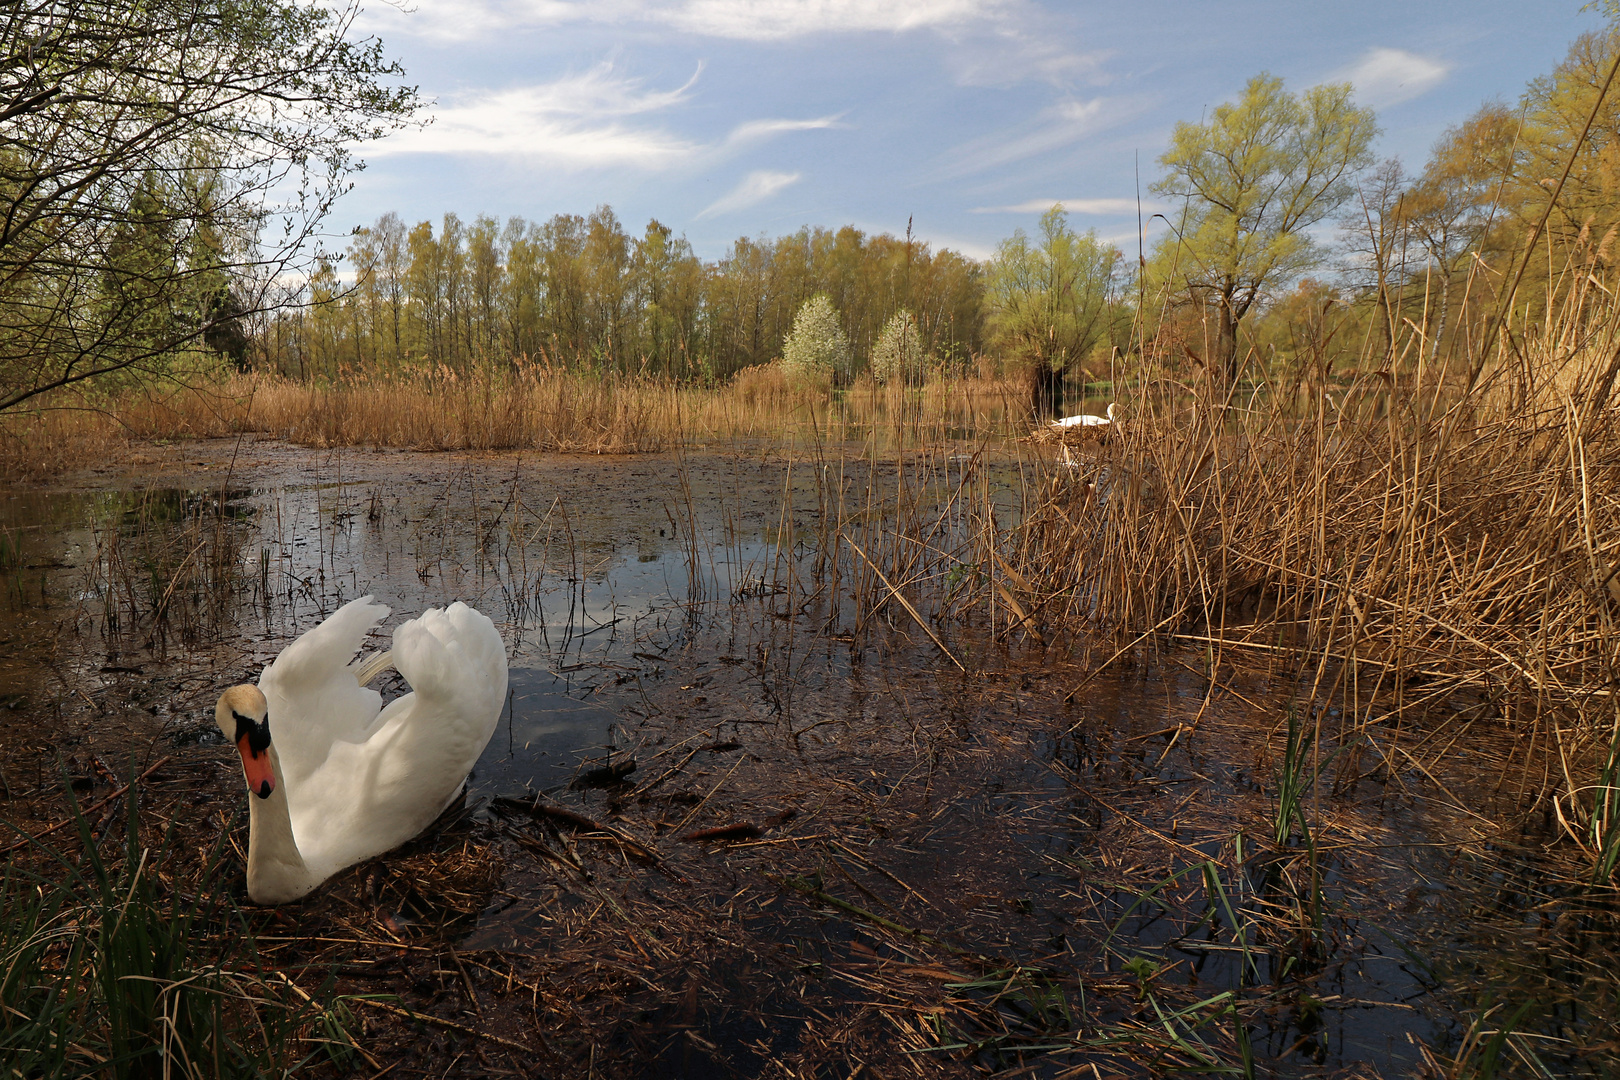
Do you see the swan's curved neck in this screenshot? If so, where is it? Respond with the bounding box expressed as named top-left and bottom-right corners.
top-left (245, 745), bottom-right (318, 905)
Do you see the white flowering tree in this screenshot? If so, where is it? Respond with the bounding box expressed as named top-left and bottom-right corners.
top-left (870, 309), bottom-right (924, 385)
top-left (781, 295), bottom-right (851, 384)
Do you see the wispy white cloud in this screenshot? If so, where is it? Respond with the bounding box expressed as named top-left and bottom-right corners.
top-left (371, 0), bottom-right (1005, 42)
top-left (371, 62), bottom-right (707, 168)
top-left (939, 95), bottom-right (1144, 180)
top-left (367, 0), bottom-right (1096, 93)
top-left (657, 0), bottom-right (1002, 40)
top-left (371, 61), bottom-right (841, 172)
top-left (1095, 227), bottom-right (1150, 249)
top-left (357, 0), bottom-right (590, 44)
top-left (1339, 47), bottom-right (1451, 108)
top-left (944, 10), bottom-right (1110, 90)
top-left (913, 232), bottom-right (996, 261)
top-left (698, 170), bottom-right (802, 217)
top-left (726, 115), bottom-right (847, 144)
top-left (970, 197), bottom-right (1157, 215)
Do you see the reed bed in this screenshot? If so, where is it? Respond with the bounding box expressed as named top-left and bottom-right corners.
top-left (999, 345), bottom-right (1620, 722)
top-left (0, 363), bottom-right (1029, 472)
top-left (11, 389), bottom-right (1620, 1073)
top-left (0, 773), bottom-right (361, 1078)
top-left (931, 295), bottom-right (1620, 896)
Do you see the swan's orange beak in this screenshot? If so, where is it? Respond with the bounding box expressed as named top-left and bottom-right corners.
top-left (229, 707), bottom-right (274, 799)
top-left (237, 735), bottom-right (275, 799)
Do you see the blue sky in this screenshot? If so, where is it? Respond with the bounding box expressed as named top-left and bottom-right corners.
top-left (341, 0), bottom-right (1601, 261)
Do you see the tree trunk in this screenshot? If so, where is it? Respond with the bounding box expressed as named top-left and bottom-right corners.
top-left (1429, 265), bottom-right (1452, 367)
top-left (1023, 360), bottom-right (1065, 417)
top-left (1218, 290), bottom-right (1240, 384)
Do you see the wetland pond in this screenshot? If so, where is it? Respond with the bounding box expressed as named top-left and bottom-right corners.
top-left (0, 435), bottom-right (1614, 1078)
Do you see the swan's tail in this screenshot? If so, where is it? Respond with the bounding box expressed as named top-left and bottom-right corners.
top-left (351, 650), bottom-right (395, 686)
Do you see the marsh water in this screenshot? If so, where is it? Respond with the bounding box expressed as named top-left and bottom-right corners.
top-left (1, 436), bottom-right (1614, 1077)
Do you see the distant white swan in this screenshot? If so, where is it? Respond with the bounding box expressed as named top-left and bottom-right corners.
top-left (1051, 402), bottom-right (1118, 428)
top-left (214, 596), bottom-right (507, 905)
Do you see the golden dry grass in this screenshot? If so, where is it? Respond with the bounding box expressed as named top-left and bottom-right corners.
top-left (0, 361), bottom-right (1030, 472)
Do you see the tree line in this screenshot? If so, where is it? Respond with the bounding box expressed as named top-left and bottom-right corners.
top-left (263, 208), bottom-right (989, 384)
top-left (268, 18), bottom-right (1620, 397)
top-left (259, 198), bottom-right (1133, 393)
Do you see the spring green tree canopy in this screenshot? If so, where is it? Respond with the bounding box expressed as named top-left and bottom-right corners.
top-left (0, 0), bottom-right (420, 412)
top-left (1152, 74), bottom-right (1377, 376)
top-left (1518, 28), bottom-right (1620, 258)
top-left (986, 206), bottom-right (1122, 410)
top-left (1400, 105), bottom-right (1519, 363)
top-left (273, 212), bottom-right (985, 383)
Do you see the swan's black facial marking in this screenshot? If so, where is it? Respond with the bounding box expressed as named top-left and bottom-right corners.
top-left (232, 709), bottom-right (271, 755)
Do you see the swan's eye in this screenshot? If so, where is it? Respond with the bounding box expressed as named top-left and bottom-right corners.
top-left (232, 710), bottom-right (271, 755)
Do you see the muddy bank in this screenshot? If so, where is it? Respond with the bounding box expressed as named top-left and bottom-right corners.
top-left (0, 436), bottom-right (1612, 1078)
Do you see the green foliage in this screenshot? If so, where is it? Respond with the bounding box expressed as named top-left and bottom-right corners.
top-left (986, 206), bottom-right (1122, 374)
top-left (782, 295), bottom-right (852, 385)
top-left (870, 309), bottom-right (924, 384)
top-left (0, 0), bottom-right (421, 412)
top-left (0, 780), bottom-right (351, 1077)
top-left (987, 206), bottom-right (1123, 408)
top-left (272, 213), bottom-right (987, 384)
top-left (1151, 74), bottom-right (1377, 375)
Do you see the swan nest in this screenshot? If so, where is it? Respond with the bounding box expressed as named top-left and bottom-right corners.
top-left (1022, 424), bottom-right (1114, 446)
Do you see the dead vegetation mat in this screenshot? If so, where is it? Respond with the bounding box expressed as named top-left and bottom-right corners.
top-left (6, 613), bottom-right (1609, 1080)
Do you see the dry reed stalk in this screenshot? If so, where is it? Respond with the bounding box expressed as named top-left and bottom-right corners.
top-left (0, 362), bottom-right (1030, 477)
top-left (924, 268), bottom-right (1620, 863)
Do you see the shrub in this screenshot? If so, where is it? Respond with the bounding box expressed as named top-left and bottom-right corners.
top-left (870, 309), bottom-right (924, 385)
top-left (781, 296), bottom-right (851, 386)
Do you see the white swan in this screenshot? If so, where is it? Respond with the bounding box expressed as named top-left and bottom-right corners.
top-left (213, 596), bottom-right (508, 905)
top-left (1051, 401), bottom-right (1118, 428)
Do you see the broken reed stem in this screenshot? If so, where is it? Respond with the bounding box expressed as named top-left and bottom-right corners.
top-left (349, 997), bottom-right (537, 1055)
top-left (844, 534), bottom-right (965, 672)
top-left (0, 756), bottom-right (172, 855)
top-left (668, 754), bottom-right (749, 836)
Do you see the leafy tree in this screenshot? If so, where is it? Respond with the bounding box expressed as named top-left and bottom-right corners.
top-left (630, 219), bottom-right (704, 377)
top-left (500, 217), bottom-right (544, 364)
top-left (277, 208), bottom-right (987, 383)
top-left (986, 206), bottom-right (1122, 412)
top-left (582, 206), bottom-right (632, 370)
top-left (0, 0), bottom-right (419, 412)
top-left (96, 172), bottom-right (181, 384)
top-left (1520, 27), bottom-right (1620, 251)
top-left (870, 309), bottom-right (923, 385)
top-left (466, 215), bottom-right (504, 363)
top-left (1403, 105), bottom-right (1519, 363)
top-left (1152, 74), bottom-right (1378, 379)
top-left (782, 295), bottom-right (850, 385)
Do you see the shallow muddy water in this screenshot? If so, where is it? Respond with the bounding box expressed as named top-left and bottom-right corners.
top-left (1, 436), bottom-right (1616, 1078)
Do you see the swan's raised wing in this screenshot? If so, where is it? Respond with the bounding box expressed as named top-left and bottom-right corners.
top-left (289, 602), bottom-right (508, 875)
top-left (258, 595), bottom-right (391, 786)
top-left (385, 601), bottom-right (507, 735)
